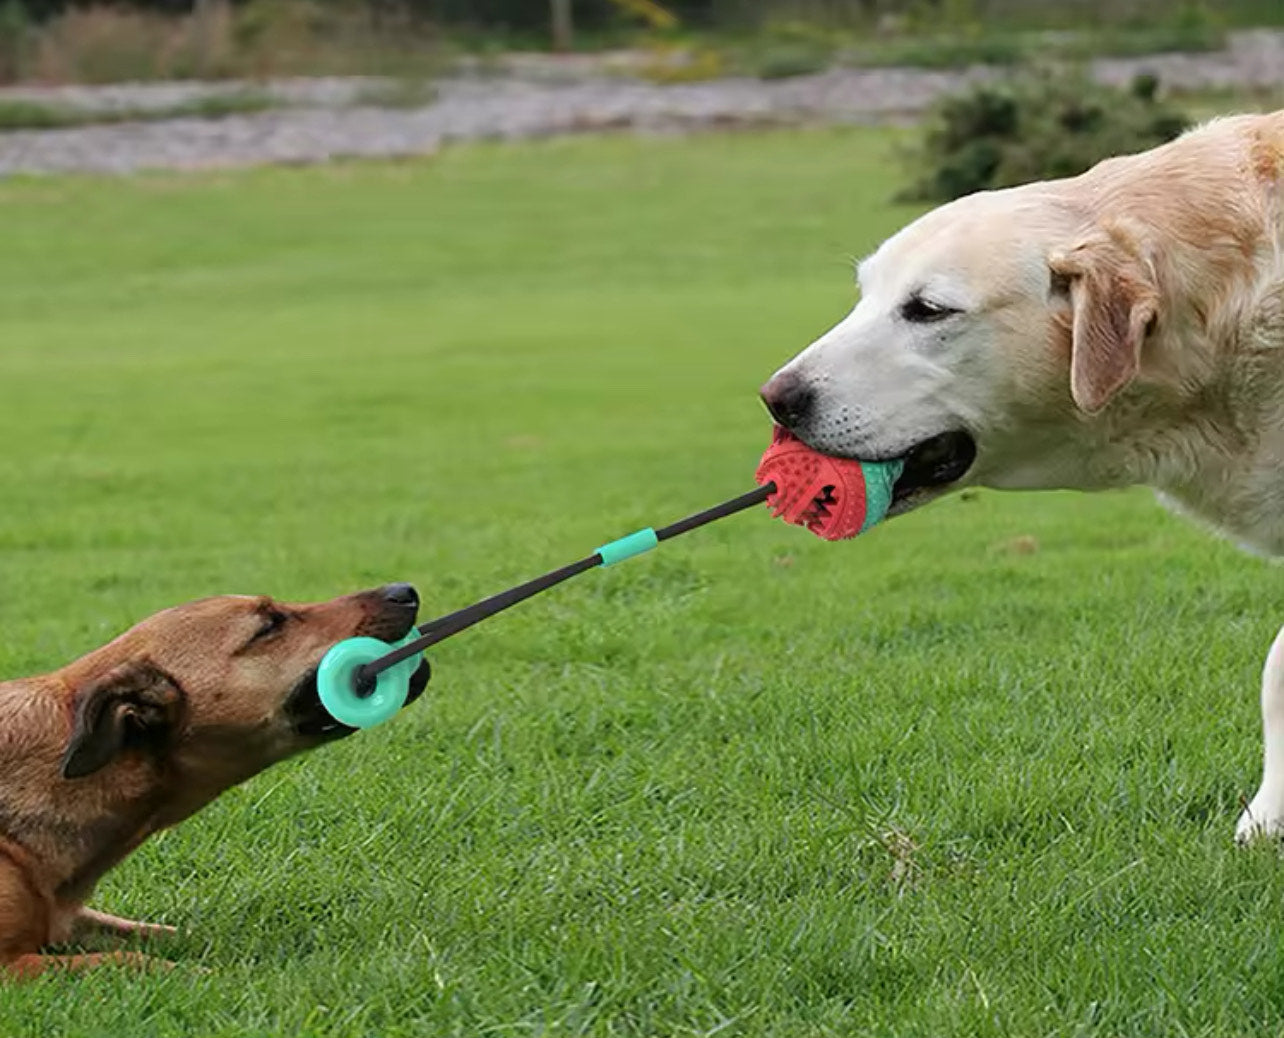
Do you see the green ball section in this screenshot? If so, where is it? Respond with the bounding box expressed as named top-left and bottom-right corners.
top-left (316, 630), bottom-right (423, 729)
top-left (859, 458), bottom-right (905, 533)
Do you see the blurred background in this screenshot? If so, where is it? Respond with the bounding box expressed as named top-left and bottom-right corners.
top-left (1, 0), bottom-right (1282, 183)
top-left (1, 0), bottom-right (1283, 82)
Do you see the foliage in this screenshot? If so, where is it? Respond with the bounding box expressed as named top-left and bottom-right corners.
top-left (901, 69), bottom-right (1190, 201)
top-left (752, 39), bottom-right (830, 77)
top-left (852, 30), bottom-right (1024, 67)
top-left (5, 0), bottom-right (1280, 42)
top-left (608, 0), bottom-right (679, 30)
top-left (0, 0), bottom-right (445, 83)
top-left (0, 0), bottom-right (1266, 84)
top-left (730, 18), bottom-right (828, 77)
top-left (635, 40), bottom-right (725, 81)
top-left (0, 0), bottom-right (31, 80)
top-left (0, 90), bottom-right (273, 129)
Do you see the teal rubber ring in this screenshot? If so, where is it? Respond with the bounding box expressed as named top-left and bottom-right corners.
top-left (597, 527), bottom-right (659, 566)
top-left (859, 458), bottom-right (906, 533)
top-left (316, 631), bottom-right (423, 730)
top-left (386, 630), bottom-right (424, 685)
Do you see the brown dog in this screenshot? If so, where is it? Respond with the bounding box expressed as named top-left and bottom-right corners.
top-left (0, 582), bottom-right (430, 979)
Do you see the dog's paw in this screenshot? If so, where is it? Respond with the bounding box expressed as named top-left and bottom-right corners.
top-left (1235, 791), bottom-right (1284, 844)
top-left (132, 921), bottom-right (180, 939)
top-left (76, 908), bottom-right (179, 940)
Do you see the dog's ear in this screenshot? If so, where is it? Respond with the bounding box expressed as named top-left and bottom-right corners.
top-left (1049, 232), bottom-right (1159, 415)
top-left (61, 661), bottom-right (183, 780)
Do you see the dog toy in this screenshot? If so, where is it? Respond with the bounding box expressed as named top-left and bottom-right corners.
top-left (755, 426), bottom-right (903, 541)
top-left (316, 427), bottom-right (903, 729)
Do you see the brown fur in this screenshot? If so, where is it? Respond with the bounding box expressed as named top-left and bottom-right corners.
top-left (0, 584), bottom-right (427, 978)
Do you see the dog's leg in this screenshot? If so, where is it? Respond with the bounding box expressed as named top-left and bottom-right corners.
top-left (1237, 625), bottom-right (1284, 842)
top-left (5, 951), bottom-right (171, 978)
top-left (74, 907), bottom-right (177, 940)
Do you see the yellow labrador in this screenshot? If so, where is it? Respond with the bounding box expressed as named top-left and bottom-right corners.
top-left (761, 110), bottom-right (1284, 841)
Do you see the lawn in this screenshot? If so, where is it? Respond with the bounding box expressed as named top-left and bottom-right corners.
top-left (2, 128), bottom-right (1284, 1037)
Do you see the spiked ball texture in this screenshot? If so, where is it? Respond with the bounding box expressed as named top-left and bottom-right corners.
top-left (756, 427), bottom-right (905, 541)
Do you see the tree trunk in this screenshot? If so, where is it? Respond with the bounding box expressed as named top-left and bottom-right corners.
top-left (551, 0), bottom-right (573, 52)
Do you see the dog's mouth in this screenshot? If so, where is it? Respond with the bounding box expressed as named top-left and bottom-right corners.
top-left (887, 430), bottom-right (977, 515)
top-left (286, 658), bottom-right (431, 741)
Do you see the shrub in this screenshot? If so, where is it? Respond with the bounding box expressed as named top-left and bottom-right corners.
top-left (22, 0), bottom-right (443, 84)
top-left (900, 69), bottom-right (1190, 203)
top-left (852, 32), bottom-right (1023, 69)
top-left (0, 0), bottom-right (31, 83)
top-left (0, 98), bottom-right (72, 128)
top-left (636, 41), bottom-right (725, 83)
top-left (753, 40), bottom-right (829, 78)
top-left (32, 7), bottom-right (180, 82)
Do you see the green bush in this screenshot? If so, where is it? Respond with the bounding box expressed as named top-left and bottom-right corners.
top-left (852, 32), bottom-right (1024, 69)
top-left (901, 70), bottom-right (1189, 202)
top-left (746, 20), bottom-right (837, 79)
top-left (0, 98), bottom-right (72, 128)
top-left (0, 91), bottom-right (273, 132)
top-left (753, 40), bottom-right (830, 78)
top-left (0, 0), bottom-right (31, 82)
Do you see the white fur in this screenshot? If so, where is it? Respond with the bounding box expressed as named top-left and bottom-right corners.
top-left (765, 112), bottom-right (1284, 839)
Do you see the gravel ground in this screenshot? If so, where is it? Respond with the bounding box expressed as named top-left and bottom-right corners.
top-left (1, 29), bottom-right (1282, 177)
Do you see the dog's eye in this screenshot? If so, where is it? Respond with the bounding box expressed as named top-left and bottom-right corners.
top-left (900, 294), bottom-right (960, 323)
top-left (249, 609), bottom-right (289, 645)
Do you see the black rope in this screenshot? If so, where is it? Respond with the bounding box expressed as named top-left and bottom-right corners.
top-left (355, 481), bottom-right (776, 685)
top-left (655, 483), bottom-right (773, 541)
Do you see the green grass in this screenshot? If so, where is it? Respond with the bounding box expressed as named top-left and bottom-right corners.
top-left (2, 128), bottom-right (1284, 1036)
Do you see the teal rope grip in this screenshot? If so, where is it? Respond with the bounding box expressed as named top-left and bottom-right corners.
top-left (596, 527), bottom-right (659, 566)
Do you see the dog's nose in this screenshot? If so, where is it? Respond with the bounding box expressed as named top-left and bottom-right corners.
top-left (381, 583), bottom-right (419, 608)
top-left (760, 372), bottom-right (814, 430)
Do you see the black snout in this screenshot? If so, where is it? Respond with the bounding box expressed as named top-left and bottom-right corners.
top-left (760, 372), bottom-right (814, 430)
top-left (359, 583), bottom-right (421, 642)
top-left (381, 583), bottom-right (419, 608)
